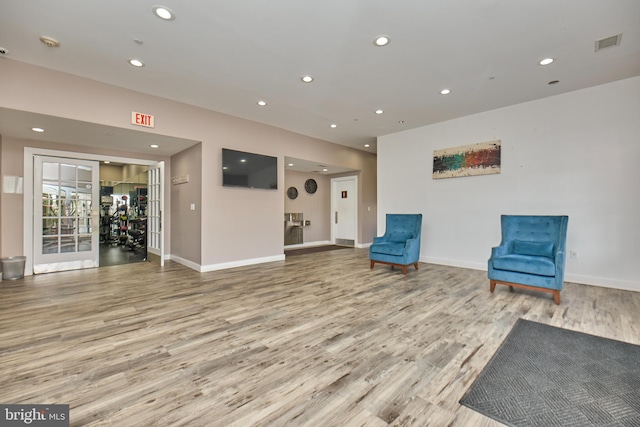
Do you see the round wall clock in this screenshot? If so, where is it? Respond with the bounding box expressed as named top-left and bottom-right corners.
top-left (304, 178), bottom-right (318, 194)
top-left (287, 186), bottom-right (298, 199)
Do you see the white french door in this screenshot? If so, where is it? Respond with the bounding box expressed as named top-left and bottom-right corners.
top-left (33, 156), bottom-right (99, 273)
top-left (147, 161), bottom-right (165, 266)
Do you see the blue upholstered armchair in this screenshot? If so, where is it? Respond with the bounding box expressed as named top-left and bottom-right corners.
top-left (370, 214), bottom-right (422, 275)
top-left (488, 215), bottom-right (568, 304)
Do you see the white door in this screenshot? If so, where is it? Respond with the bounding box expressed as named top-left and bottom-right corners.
top-left (147, 161), bottom-right (165, 266)
top-left (33, 156), bottom-right (99, 273)
top-left (331, 176), bottom-right (357, 246)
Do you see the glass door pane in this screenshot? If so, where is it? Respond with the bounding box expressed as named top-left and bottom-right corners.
top-left (33, 156), bottom-right (99, 273)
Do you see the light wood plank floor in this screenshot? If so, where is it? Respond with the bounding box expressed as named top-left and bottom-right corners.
top-left (1, 249), bottom-right (639, 426)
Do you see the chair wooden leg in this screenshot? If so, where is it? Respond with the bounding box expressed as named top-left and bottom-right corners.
top-left (491, 279), bottom-right (562, 305)
top-left (370, 261), bottom-right (418, 275)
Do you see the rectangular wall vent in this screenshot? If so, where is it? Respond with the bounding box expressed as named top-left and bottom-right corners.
top-left (595, 34), bottom-right (622, 52)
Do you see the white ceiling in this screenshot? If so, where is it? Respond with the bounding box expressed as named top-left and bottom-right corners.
top-left (0, 0), bottom-right (639, 157)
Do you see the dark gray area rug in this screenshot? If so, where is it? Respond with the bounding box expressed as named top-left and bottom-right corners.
top-left (284, 245), bottom-right (352, 256)
top-left (460, 319), bottom-right (640, 426)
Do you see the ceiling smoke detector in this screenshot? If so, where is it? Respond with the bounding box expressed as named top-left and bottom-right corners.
top-left (39, 36), bottom-right (60, 48)
top-left (595, 34), bottom-right (622, 52)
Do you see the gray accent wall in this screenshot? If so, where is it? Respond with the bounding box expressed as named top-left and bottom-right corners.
top-left (0, 60), bottom-right (377, 270)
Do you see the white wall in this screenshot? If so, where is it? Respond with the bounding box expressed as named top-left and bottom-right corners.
top-left (378, 76), bottom-right (640, 291)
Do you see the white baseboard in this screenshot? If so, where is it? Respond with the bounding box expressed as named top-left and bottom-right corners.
top-left (564, 273), bottom-right (640, 292)
top-left (158, 253), bottom-right (287, 273)
top-left (199, 254), bottom-right (285, 273)
top-left (168, 255), bottom-right (200, 271)
top-left (423, 256), bottom-right (486, 271)
top-left (422, 256), bottom-right (640, 292)
top-left (171, 252), bottom-right (640, 293)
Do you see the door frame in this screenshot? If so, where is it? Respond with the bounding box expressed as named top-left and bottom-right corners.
top-left (330, 175), bottom-right (358, 246)
top-left (146, 162), bottom-right (165, 266)
top-left (24, 147), bottom-right (165, 276)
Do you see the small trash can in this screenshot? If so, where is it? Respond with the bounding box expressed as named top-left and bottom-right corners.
top-left (1, 256), bottom-right (26, 280)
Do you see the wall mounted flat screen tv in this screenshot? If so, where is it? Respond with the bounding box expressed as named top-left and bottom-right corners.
top-left (222, 148), bottom-right (278, 190)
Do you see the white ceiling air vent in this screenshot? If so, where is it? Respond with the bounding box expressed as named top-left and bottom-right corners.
top-left (39, 36), bottom-right (60, 48)
top-left (595, 34), bottom-right (622, 52)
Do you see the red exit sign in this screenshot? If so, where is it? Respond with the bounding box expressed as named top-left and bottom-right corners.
top-left (131, 111), bottom-right (155, 128)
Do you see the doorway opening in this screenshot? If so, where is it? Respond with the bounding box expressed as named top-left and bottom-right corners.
top-left (283, 157), bottom-right (358, 251)
top-left (99, 164), bottom-right (149, 267)
top-left (24, 147), bottom-right (165, 276)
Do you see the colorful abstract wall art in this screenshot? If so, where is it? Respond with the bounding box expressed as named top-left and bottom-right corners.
top-left (433, 140), bottom-right (501, 179)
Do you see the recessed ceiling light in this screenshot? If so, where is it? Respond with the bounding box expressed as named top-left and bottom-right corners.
top-left (128, 59), bottom-right (145, 67)
top-left (288, 163), bottom-right (294, 167)
top-left (364, 144), bottom-right (370, 148)
top-left (240, 158), bottom-right (247, 163)
top-left (322, 168), bottom-right (328, 172)
top-left (539, 58), bottom-right (554, 66)
top-left (150, 144), bottom-right (159, 148)
top-left (548, 80), bottom-right (560, 85)
top-left (152, 6), bottom-right (175, 21)
top-left (301, 75), bottom-right (314, 83)
top-left (31, 127), bottom-right (45, 133)
top-left (398, 120), bottom-right (405, 124)
top-left (330, 124), bottom-right (337, 128)
top-left (374, 35), bottom-right (390, 47)
top-left (104, 161), bottom-right (110, 164)
top-left (440, 89), bottom-right (451, 95)
top-left (257, 100), bottom-right (267, 106)
top-left (375, 109), bottom-right (384, 115)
